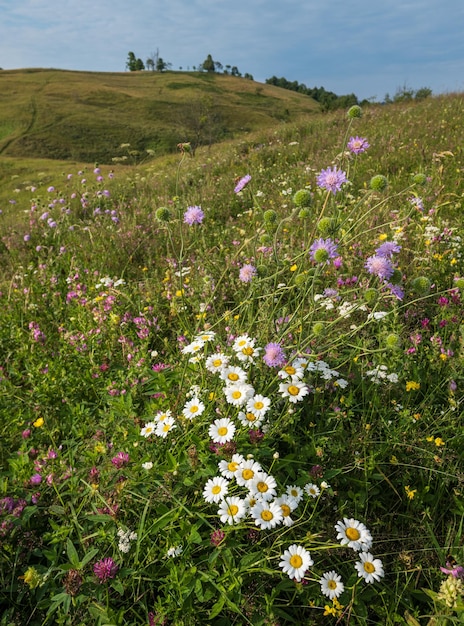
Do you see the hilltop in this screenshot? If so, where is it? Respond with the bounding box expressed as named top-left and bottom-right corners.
top-left (0, 68), bottom-right (320, 164)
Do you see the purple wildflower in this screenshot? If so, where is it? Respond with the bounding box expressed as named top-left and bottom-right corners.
top-left (263, 342), bottom-right (286, 368)
top-left (347, 136), bottom-right (370, 154)
top-left (375, 241), bottom-right (401, 257)
top-left (385, 283), bottom-right (404, 300)
top-left (309, 238), bottom-right (339, 264)
top-left (210, 529), bottom-right (226, 546)
top-left (183, 205), bottom-right (204, 225)
top-left (93, 557), bottom-right (118, 583)
top-left (440, 561), bottom-right (464, 579)
top-left (239, 264), bottom-right (257, 283)
top-left (365, 255), bottom-right (394, 280)
top-left (111, 452), bottom-right (129, 469)
top-left (234, 174), bottom-right (251, 194)
top-left (316, 166), bottom-right (348, 194)
top-left (409, 196), bottom-right (424, 211)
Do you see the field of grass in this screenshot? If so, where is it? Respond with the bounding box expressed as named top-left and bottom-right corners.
top-left (0, 88), bottom-right (463, 625)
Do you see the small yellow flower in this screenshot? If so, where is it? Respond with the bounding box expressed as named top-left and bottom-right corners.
top-left (406, 381), bottom-right (420, 392)
top-left (390, 455), bottom-right (398, 464)
top-left (33, 417), bottom-right (44, 428)
top-left (439, 353), bottom-right (448, 361)
top-left (94, 443), bottom-right (106, 454)
top-left (378, 233), bottom-right (388, 241)
top-left (324, 605), bottom-right (337, 616)
top-left (434, 437), bottom-right (445, 447)
top-left (175, 289), bottom-right (184, 298)
top-left (290, 264), bottom-right (298, 272)
top-left (405, 485), bottom-right (417, 500)
top-left (450, 258), bottom-right (457, 265)
top-left (413, 413), bottom-right (421, 421)
top-left (21, 566), bottom-right (42, 589)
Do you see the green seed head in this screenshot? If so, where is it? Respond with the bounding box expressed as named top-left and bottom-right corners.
top-left (155, 207), bottom-right (171, 222)
top-left (263, 209), bottom-right (277, 224)
top-left (364, 288), bottom-right (378, 305)
top-left (412, 276), bottom-right (431, 294)
top-left (412, 173), bottom-right (427, 186)
top-left (317, 217), bottom-right (336, 236)
top-left (294, 273), bottom-right (307, 287)
top-left (454, 277), bottom-right (464, 290)
top-left (293, 189), bottom-right (312, 207)
top-left (370, 175), bottom-right (388, 191)
top-left (256, 264), bottom-right (268, 277)
top-left (347, 105), bottom-right (362, 119)
top-left (385, 333), bottom-right (401, 350)
top-left (259, 233), bottom-right (272, 245)
top-left (298, 207), bottom-right (311, 219)
top-left (313, 248), bottom-right (330, 264)
top-left (312, 321), bottom-right (325, 336)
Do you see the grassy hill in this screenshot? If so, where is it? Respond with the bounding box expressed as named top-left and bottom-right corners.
top-left (0, 68), bottom-right (321, 164)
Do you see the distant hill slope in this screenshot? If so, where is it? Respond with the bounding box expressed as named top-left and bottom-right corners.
top-left (0, 69), bottom-right (321, 163)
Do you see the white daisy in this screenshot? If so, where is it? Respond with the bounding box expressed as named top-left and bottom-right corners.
top-left (279, 544), bottom-right (313, 582)
top-left (250, 500), bottom-right (283, 529)
top-left (286, 485), bottom-right (304, 504)
top-left (182, 397), bottom-right (205, 420)
top-left (154, 409), bottom-right (173, 422)
top-left (237, 410), bottom-right (264, 428)
top-left (304, 483), bottom-right (320, 498)
top-left (274, 495), bottom-right (297, 527)
top-left (235, 342), bottom-right (261, 365)
top-left (245, 394), bottom-right (271, 418)
top-left (232, 334), bottom-right (254, 352)
top-left (194, 330), bottom-right (216, 343)
top-left (205, 353), bottom-right (229, 374)
top-left (279, 379), bottom-right (310, 403)
top-left (218, 453), bottom-right (245, 479)
top-left (334, 517), bottom-right (373, 551)
top-left (155, 416), bottom-right (176, 438)
top-left (224, 382), bottom-right (254, 407)
top-left (208, 417), bottom-right (236, 444)
top-left (278, 363), bottom-right (305, 380)
top-left (140, 421), bottom-right (156, 438)
top-left (217, 496), bottom-right (247, 525)
top-left (220, 365), bottom-right (248, 385)
top-left (203, 476), bottom-right (230, 504)
top-left (320, 570), bottom-right (345, 599)
top-left (249, 472), bottom-right (278, 501)
top-left (181, 339), bottom-right (205, 355)
top-left (235, 459), bottom-right (263, 487)
top-left (354, 552), bottom-right (385, 583)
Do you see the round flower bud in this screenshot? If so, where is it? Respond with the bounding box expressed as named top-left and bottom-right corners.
top-left (313, 248), bottom-right (330, 263)
top-left (260, 233), bottom-right (272, 245)
top-left (385, 333), bottom-right (401, 350)
top-left (364, 288), bottom-right (378, 305)
top-left (369, 175), bottom-right (388, 191)
top-left (293, 189), bottom-right (312, 207)
top-left (412, 276), bottom-right (431, 294)
top-left (317, 217), bottom-right (336, 236)
top-left (412, 173), bottom-right (427, 186)
top-left (312, 321), bottom-right (324, 336)
top-left (454, 277), bottom-right (464, 290)
top-left (294, 273), bottom-right (307, 287)
top-left (298, 208), bottom-right (311, 219)
top-left (389, 269), bottom-right (403, 285)
top-left (256, 264), bottom-right (268, 277)
top-left (347, 105), bottom-right (362, 119)
top-left (263, 209), bottom-right (277, 224)
top-left (155, 207), bottom-right (171, 222)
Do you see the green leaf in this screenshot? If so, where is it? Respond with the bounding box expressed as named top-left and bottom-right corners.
top-left (66, 538), bottom-right (80, 568)
top-left (208, 595), bottom-right (225, 620)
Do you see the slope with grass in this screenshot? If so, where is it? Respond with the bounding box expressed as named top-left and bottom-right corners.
top-left (0, 68), bottom-right (320, 164)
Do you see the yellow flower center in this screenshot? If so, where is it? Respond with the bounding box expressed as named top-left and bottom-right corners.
top-left (232, 390), bottom-right (242, 399)
top-left (213, 359), bottom-right (222, 367)
top-left (289, 554), bottom-right (303, 568)
top-left (246, 412), bottom-right (257, 422)
top-left (281, 504), bottom-right (291, 517)
top-left (257, 481), bottom-right (268, 493)
top-left (228, 372), bottom-right (239, 381)
top-left (328, 580), bottom-right (337, 590)
top-left (288, 385), bottom-right (300, 396)
top-left (217, 426), bottom-right (228, 436)
top-left (242, 347), bottom-right (254, 356)
top-left (237, 340), bottom-right (247, 347)
top-left (242, 469), bottom-right (254, 480)
top-left (345, 527), bottom-right (361, 541)
top-left (212, 485), bottom-right (221, 494)
top-left (284, 365), bottom-right (296, 375)
top-left (363, 561), bottom-right (375, 574)
top-left (228, 504), bottom-right (239, 516)
top-left (228, 461), bottom-right (238, 472)
top-left (189, 405), bottom-right (198, 413)
top-left (163, 424), bottom-right (170, 432)
top-left (254, 401), bottom-right (264, 410)
top-left (261, 510), bottom-right (274, 521)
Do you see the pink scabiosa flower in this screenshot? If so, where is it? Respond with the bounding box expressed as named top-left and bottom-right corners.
top-left (347, 136), bottom-right (370, 155)
top-left (239, 264), bottom-right (257, 283)
top-left (234, 174), bottom-right (251, 193)
top-left (263, 342), bottom-right (286, 368)
top-left (316, 166), bottom-right (348, 194)
top-left (183, 205), bottom-right (204, 225)
top-left (309, 238), bottom-right (339, 264)
top-left (365, 255), bottom-right (394, 280)
top-left (111, 452), bottom-right (129, 468)
top-left (93, 557), bottom-right (118, 583)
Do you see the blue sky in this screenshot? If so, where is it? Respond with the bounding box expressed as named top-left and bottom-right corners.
top-left (1, 0), bottom-right (463, 101)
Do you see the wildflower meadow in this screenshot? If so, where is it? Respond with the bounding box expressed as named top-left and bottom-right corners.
top-left (0, 95), bottom-right (463, 625)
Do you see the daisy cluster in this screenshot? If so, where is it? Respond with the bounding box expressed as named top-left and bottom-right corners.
top-left (279, 517), bottom-right (384, 600)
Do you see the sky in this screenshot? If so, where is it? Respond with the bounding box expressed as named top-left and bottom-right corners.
top-left (1, 0), bottom-right (463, 102)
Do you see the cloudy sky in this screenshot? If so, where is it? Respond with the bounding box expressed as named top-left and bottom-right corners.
top-left (1, 0), bottom-right (463, 101)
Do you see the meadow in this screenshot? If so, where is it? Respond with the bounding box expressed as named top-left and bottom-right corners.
top-left (0, 88), bottom-right (463, 626)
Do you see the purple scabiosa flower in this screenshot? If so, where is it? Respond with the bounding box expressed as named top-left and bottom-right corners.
top-left (234, 174), bottom-right (251, 193)
top-left (239, 264), bottom-right (257, 283)
top-left (111, 452), bottom-right (129, 469)
top-left (385, 283), bottom-right (404, 300)
top-left (316, 166), bottom-right (348, 194)
top-left (309, 238), bottom-right (339, 264)
top-left (347, 136), bottom-right (370, 154)
top-left (263, 342), bottom-right (286, 368)
top-left (183, 205), bottom-right (204, 225)
top-left (93, 557), bottom-right (118, 583)
top-left (375, 241), bottom-right (401, 257)
top-left (409, 196), bottom-right (424, 211)
top-left (365, 255), bottom-right (394, 280)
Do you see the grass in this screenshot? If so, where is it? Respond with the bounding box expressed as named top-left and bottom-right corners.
top-left (0, 90), bottom-right (463, 625)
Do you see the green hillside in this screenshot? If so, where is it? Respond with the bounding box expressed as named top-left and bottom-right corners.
top-left (0, 68), bottom-right (320, 163)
